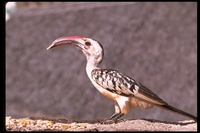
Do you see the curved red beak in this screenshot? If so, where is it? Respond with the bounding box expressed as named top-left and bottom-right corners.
top-left (47, 36), bottom-right (85, 50)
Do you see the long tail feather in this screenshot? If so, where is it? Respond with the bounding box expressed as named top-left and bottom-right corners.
top-left (160, 104), bottom-right (197, 122)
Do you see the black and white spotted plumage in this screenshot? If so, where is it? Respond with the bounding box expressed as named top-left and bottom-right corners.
top-left (47, 36), bottom-right (197, 122)
top-left (91, 69), bottom-right (166, 105)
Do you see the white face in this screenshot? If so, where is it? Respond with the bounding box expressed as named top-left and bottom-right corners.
top-left (82, 38), bottom-right (104, 65)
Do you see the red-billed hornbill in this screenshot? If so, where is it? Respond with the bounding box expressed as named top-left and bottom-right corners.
top-left (47, 36), bottom-right (197, 122)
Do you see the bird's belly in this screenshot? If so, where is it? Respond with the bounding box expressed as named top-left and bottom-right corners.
top-left (101, 89), bottom-right (121, 101)
top-left (129, 96), bottom-right (154, 109)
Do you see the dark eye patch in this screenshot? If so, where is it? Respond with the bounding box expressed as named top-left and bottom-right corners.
top-left (85, 41), bottom-right (91, 46)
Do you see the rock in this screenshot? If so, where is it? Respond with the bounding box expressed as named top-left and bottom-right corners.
top-left (5, 117), bottom-right (197, 131)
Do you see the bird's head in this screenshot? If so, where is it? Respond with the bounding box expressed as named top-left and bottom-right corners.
top-left (47, 36), bottom-right (104, 66)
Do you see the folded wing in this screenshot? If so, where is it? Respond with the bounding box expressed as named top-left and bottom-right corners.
top-left (91, 69), bottom-right (167, 105)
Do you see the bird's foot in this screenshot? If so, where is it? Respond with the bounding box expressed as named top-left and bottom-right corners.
top-left (107, 113), bottom-right (124, 123)
top-left (109, 112), bottom-right (124, 120)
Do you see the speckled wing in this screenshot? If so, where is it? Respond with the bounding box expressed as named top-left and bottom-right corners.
top-left (91, 69), bottom-right (167, 105)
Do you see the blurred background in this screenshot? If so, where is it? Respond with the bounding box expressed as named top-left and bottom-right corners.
top-left (6, 2), bottom-right (197, 122)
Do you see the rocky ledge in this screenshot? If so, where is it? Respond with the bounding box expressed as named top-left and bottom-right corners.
top-left (5, 116), bottom-right (197, 131)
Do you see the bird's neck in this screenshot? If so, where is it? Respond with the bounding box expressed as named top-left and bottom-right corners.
top-left (86, 58), bottom-right (100, 78)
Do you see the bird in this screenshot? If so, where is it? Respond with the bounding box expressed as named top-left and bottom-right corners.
top-left (47, 35), bottom-right (197, 122)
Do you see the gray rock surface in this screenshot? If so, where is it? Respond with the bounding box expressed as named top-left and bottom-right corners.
top-left (6, 2), bottom-right (197, 122)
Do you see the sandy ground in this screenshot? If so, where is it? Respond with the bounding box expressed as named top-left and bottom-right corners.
top-left (5, 116), bottom-right (197, 131)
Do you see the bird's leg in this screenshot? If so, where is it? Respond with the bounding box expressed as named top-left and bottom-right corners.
top-left (101, 112), bottom-right (124, 124)
top-left (109, 112), bottom-right (124, 120)
top-left (109, 104), bottom-right (121, 119)
top-left (108, 104), bottom-right (124, 123)
top-left (103, 104), bottom-right (122, 124)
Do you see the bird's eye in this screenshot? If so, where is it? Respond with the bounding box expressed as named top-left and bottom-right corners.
top-left (85, 42), bottom-right (91, 46)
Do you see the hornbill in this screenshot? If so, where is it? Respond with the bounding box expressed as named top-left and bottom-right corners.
top-left (47, 36), bottom-right (197, 122)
